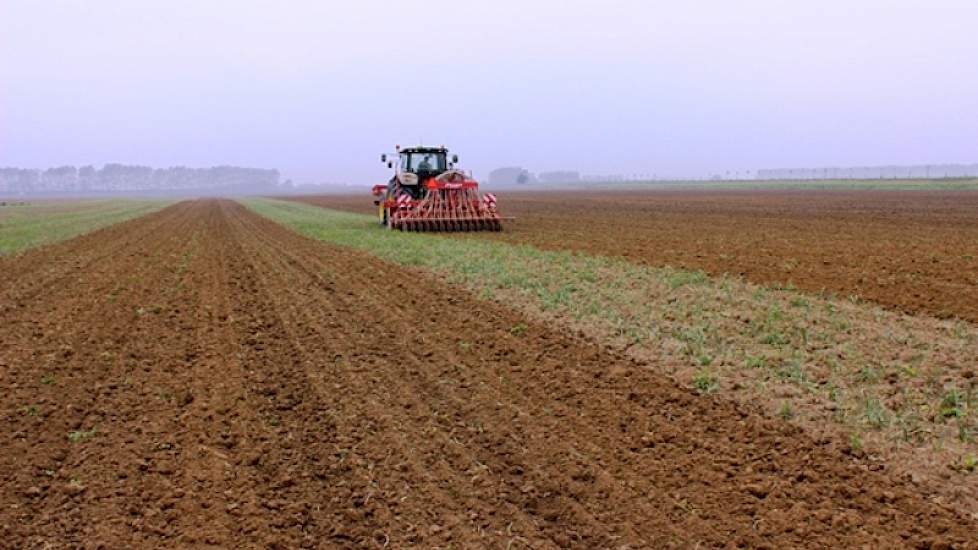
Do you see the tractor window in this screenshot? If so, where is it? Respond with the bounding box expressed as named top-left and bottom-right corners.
top-left (402, 152), bottom-right (446, 172)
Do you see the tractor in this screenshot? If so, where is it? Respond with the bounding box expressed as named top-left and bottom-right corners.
top-left (372, 145), bottom-right (503, 231)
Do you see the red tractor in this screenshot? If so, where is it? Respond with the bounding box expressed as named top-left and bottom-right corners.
top-left (372, 145), bottom-right (504, 231)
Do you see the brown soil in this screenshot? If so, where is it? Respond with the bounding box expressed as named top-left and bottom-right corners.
top-left (295, 189), bottom-right (978, 323)
top-left (2, 199), bottom-right (975, 548)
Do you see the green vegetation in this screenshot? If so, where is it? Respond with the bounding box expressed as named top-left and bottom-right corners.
top-left (744, 356), bottom-right (767, 370)
top-left (862, 397), bottom-right (890, 429)
top-left (692, 368), bottom-right (719, 394)
top-left (0, 199), bottom-right (169, 255)
top-left (243, 198), bottom-right (978, 465)
top-left (941, 387), bottom-right (966, 419)
top-left (67, 427), bottom-right (97, 443)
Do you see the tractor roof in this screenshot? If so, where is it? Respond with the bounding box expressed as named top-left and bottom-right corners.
top-left (400, 146), bottom-right (447, 154)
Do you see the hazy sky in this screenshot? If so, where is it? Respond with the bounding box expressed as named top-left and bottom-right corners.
top-left (2, 1), bottom-right (976, 183)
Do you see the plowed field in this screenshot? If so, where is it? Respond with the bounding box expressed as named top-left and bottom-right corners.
top-left (2, 200), bottom-right (975, 548)
top-left (297, 190), bottom-right (978, 322)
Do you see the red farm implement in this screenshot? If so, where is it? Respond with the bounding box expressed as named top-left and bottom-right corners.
top-left (372, 145), bottom-right (506, 232)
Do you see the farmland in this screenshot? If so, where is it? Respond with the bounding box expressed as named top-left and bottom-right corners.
top-left (0, 199), bottom-right (170, 256)
top-left (0, 199), bottom-right (167, 256)
top-left (298, 189), bottom-right (978, 322)
top-left (2, 196), bottom-right (977, 547)
top-left (261, 196), bottom-right (978, 512)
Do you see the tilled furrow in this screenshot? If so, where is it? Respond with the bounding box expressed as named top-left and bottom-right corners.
top-left (225, 205), bottom-right (677, 547)
top-left (0, 202), bottom-right (226, 545)
top-left (2, 202), bottom-right (272, 546)
top-left (222, 202), bottom-right (544, 547)
top-left (0, 204), bottom-right (180, 311)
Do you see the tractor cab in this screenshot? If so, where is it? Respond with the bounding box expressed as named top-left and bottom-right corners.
top-left (383, 146), bottom-right (458, 199)
top-left (391, 147), bottom-right (449, 199)
top-left (399, 147), bottom-right (449, 179)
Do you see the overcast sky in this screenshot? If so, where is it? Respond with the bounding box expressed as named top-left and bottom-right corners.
top-left (2, 0), bottom-right (976, 183)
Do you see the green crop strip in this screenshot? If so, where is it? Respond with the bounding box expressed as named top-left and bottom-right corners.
top-left (243, 197), bottom-right (978, 469)
top-left (0, 200), bottom-right (170, 256)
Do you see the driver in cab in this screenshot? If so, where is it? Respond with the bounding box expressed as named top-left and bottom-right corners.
top-left (417, 155), bottom-right (433, 172)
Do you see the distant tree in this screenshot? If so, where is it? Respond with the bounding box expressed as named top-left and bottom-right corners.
top-left (78, 165), bottom-right (96, 191)
top-left (42, 166), bottom-right (78, 192)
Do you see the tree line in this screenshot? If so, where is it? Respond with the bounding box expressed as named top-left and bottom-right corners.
top-left (0, 164), bottom-right (281, 196)
top-left (757, 164), bottom-right (978, 180)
